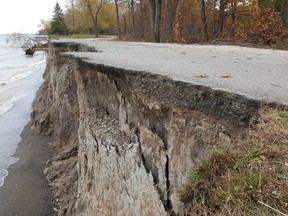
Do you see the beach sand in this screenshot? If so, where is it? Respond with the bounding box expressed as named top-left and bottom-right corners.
top-left (0, 122), bottom-right (56, 215)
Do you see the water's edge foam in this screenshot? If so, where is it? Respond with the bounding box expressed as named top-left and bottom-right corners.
top-left (0, 91), bottom-right (34, 116)
top-left (0, 47), bottom-right (45, 187)
top-left (0, 157), bottom-right (19, 187)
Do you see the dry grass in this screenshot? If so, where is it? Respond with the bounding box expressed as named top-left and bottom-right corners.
top-left (180, 109), bottom-right (288, 216)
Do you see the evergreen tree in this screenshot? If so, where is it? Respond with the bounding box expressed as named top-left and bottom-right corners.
top-left (49, 3), bottom-right (68, 35)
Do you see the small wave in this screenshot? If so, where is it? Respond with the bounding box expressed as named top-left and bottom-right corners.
top-left (28, 60), bottom-right (45, 67)
top-left (0, 157), bottom-right (19, 187)
top-left (0, 170), bottom-right (8, 187)
top-left (0, 164), bottom-right (8, 187)
top-left (0, 65), bottom-right (21, 70)
top-left (0, 70), bottom-right (33, 85)
top-left (0, 177), bottom-right (4, 187)
top-left (0, 91), bottom-right (34, 116)
top-left (0, 60), bottom-right (45, 86)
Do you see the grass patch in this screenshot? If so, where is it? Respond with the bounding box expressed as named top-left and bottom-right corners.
top-left (180, 109), bottom-right (288, 215)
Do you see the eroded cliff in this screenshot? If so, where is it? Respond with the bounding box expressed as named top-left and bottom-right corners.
top-left (31, 41), bottom-right (261, 215)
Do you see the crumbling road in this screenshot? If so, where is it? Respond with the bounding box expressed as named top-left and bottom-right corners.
top-left (60, 38), bottom-right (288, 105)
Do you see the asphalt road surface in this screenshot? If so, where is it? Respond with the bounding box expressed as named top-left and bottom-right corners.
top-left (59, 39), bottom-right (288, 105)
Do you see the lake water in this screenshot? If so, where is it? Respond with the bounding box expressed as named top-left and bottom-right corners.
top-left (0, 34), bottom-right (46, 187)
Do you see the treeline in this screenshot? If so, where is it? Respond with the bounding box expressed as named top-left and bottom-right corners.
top-left (46, 0), bottom-right (288, 44)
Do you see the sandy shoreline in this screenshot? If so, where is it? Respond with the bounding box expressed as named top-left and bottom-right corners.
top-left (0, 123), bottom-right (56, 216)
top-left (0, 81), bottom-right (57, 216)
top-left (0, 124), bottom-right (54, 216)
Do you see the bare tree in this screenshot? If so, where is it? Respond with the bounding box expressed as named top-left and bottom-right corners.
top-left (6, 33), bottom-right (48, 55)
top-left (139, 0), bottom-right (145, 38)
top-left (115, 0), bottom-right (122, 38)
top-left (166, 0), bottom-right (178, 40)
top-left (131, 0), bottom-right (135, 35)
top-left (68, 0), bottom-right (76, 34)
top-left (84, 0), bottom-right (104, 37)
top-left (150, 0), bottom-right (162, 42)
top-left (171, 0), bottom-right (186, 43)
top-left (200, 0), bottom-right (209, 41)
top-left (218, 0), bottom-right (228, 37)
top-left (230, 1), bottom-right (236, 37)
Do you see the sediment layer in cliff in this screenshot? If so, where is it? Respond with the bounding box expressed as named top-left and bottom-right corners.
top-left (31, 41), bottom-right (263, 215)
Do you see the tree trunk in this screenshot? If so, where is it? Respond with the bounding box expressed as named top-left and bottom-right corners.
top-left (131, 0), bottom-right (135, 35)
top-left (93, 17), bottom-right (99, 37)
top-left (155, 0), bottom-right (162, 42)
top-left (71, 0), bottom-right (76, 34)
top-left (90, 15), bottom-right (98, 37)
top-left (115, 0), bottom-right (121, 39)
top-left (230, 2), bottom-right (236, 37)
top-left (200, 0), bottom-right (209, 41)
top-left (124, 16), bottom-right (127, 34)
top-left (68, 0), bottom-right (76, 34)
top-left (128, 1), bottom-right (131, 33)
top-left (150, 0), bottom-right (162, 43)
top-left (218, 0), bottom-right (227, 37)
top-left (166, 0), bottom-right (178, 40)
top-left (150, 0), bottom-right (156, 41)
top-left (213, 0), bottom-right (217, 39)
top-left (171, 0), bottom-right (186, 43)
top-left (85, 0), bottom-right (103, 37)
top-left (139, 0), bottom-right (145, 38)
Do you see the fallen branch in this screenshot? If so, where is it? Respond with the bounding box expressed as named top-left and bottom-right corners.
top-left (6, 33), bottom-right (49, 55)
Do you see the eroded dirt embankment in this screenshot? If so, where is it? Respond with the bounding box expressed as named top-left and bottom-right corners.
top-left (31, 41), bottom-right (261, 215)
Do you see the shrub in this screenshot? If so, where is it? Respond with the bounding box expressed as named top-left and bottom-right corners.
top-left (252, 6), bottom-right (288, 44)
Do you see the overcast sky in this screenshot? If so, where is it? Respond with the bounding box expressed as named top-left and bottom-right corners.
top-left (0, 0), bottom-right (67, 34)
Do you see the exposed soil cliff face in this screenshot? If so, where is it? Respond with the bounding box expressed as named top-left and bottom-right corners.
top-left (31, 41), bottom-right (261, 215)
top-left (31, 42), bottom-right (81, 215)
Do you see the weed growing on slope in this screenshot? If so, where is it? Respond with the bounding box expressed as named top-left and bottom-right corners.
top-left (180, 109), bottom-right (288, 216)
